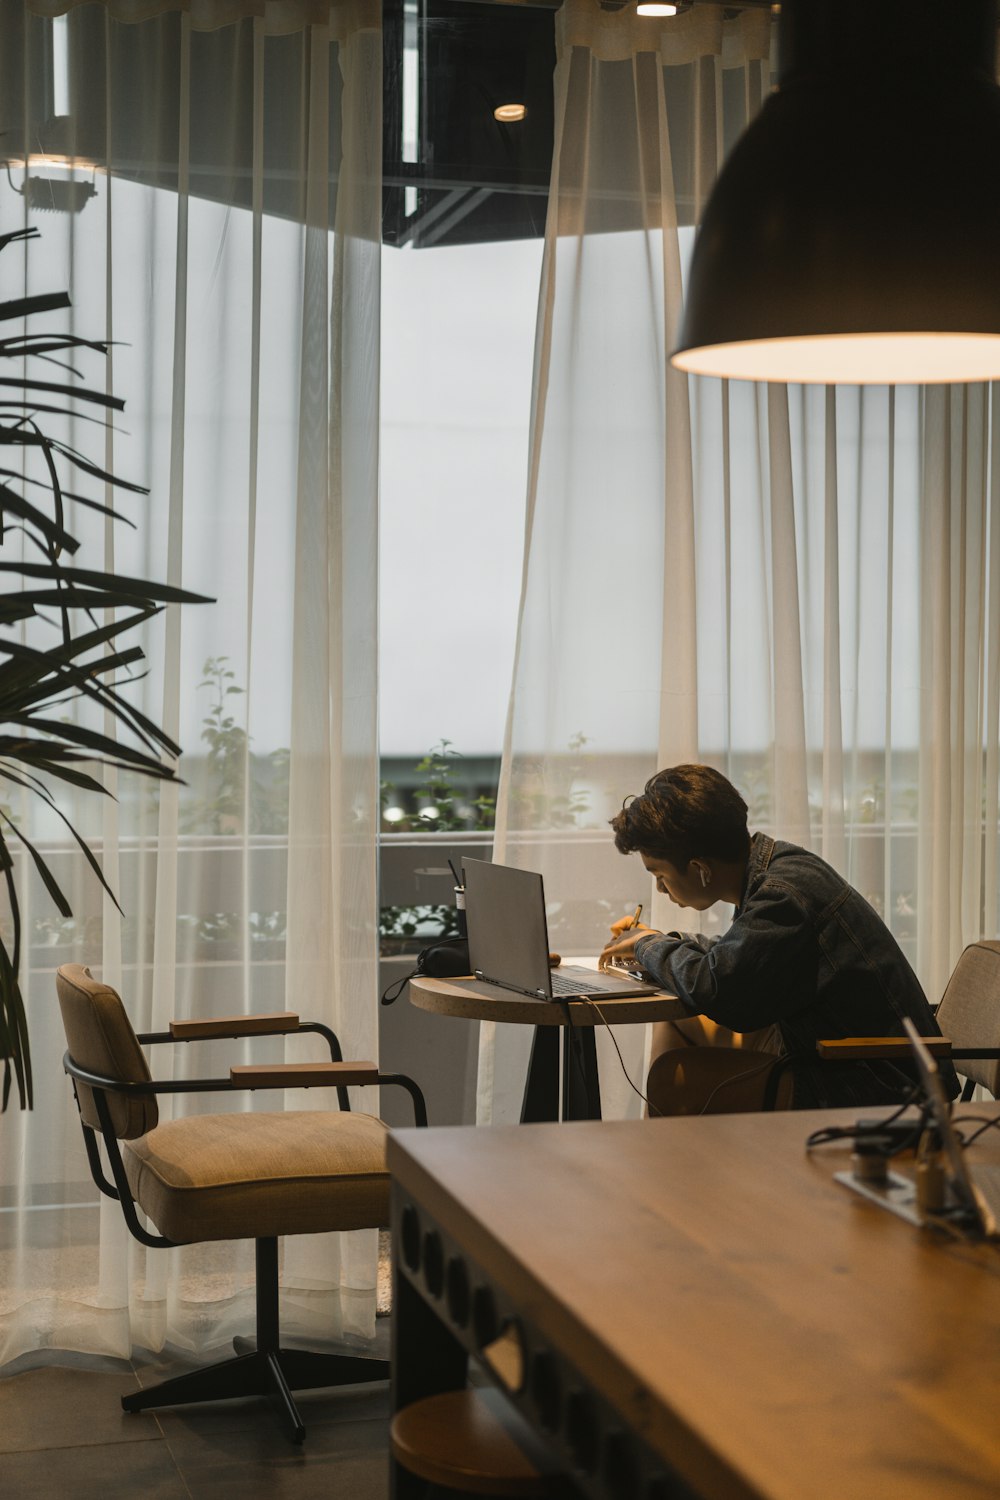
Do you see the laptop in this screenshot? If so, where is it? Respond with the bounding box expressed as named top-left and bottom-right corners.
top-left (463, 857), bottom-right (659, 1002)
top-left (902, 1016), bottom-right (1000, 1239)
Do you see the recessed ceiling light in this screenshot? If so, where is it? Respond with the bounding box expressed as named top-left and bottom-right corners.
top-left (494, 104), bottom-right (526, 124)
top-left (636, 3), bottom-right (682, 15)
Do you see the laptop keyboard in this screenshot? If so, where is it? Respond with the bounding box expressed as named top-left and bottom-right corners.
top-left (549, 971), bottom-right (618, 997)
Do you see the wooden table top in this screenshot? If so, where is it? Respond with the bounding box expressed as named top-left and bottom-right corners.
top-left (389, 1106), bottom-right (1000, 1500)
top-left (408, 970), bottom-right (686, 1026)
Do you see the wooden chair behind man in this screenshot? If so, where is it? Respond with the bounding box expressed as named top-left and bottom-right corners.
top-left (645, 939), bottom-right (1000, 1116)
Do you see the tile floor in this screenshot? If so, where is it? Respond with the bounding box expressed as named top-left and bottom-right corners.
top-left (0, 1331), bottom-right (393, 1500)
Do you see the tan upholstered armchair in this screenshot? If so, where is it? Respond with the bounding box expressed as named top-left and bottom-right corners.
top-left (56, 962), bottom-right (426, 1444)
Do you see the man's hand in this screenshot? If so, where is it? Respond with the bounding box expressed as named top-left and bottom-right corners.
top-left (599, 918), bottom-right (659, 972)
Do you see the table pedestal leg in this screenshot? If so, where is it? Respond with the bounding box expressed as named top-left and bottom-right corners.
top-left (520, 1023), bottom-right (603, 1122)
top-left (563, 1025), bottom-right (602, 1120)
top-left (520, 1026), bottom-right (560, 1122)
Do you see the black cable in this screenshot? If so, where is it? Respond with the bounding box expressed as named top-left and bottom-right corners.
top-left (570, 1002), bottom-right (934, 1132)
top-left (696, 1055), bottom-right (783, 1116)
top-left (580, 997), bottom-right (661, 1115)
top-left (559, 997), bottom-right (594, 1112)
top-left (805, 1085), bottom-right (925, 1151)
top-left (581, 1000), bottom-right (794, 1121)
top-left (953, 1114), bottom-right (1000, 1148)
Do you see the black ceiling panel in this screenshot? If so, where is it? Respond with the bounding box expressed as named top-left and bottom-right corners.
top-left (383, 0), bottom-right (556, 248)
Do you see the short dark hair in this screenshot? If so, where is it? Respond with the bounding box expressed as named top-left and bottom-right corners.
top-left (610, 764), bottom-right (750, 868)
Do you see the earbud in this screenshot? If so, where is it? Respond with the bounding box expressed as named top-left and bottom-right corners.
top-left (699, 867), bottom-right (710, 888)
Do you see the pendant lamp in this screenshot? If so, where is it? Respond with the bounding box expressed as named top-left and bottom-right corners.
top-left (672, 0), bottom-right (1000, 384)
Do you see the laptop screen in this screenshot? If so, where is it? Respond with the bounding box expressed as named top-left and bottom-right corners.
top-left (464, 858), bottom-right (553, 998)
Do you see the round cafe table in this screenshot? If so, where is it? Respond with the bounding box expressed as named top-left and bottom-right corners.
top-left (409, 967), bottom-right (685, 1123)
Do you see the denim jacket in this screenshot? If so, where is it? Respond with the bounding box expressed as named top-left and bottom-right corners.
top-left (634, 832), bottom-right (958, 1109)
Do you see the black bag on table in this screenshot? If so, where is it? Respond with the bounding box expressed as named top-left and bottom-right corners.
top-left (380, 936), bottom-right (471, 1006)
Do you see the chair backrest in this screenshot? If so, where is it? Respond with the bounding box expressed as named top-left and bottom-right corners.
top-left (56, 963), bottom-right (158, 1139)
top-left (936, 940), bottom-right (1000, 1097)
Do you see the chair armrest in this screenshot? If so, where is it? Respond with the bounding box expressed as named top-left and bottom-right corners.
top-left (64, 1052), bottom-right (234, 1095)
top-left (816, 1036), bottom-right (953, 1061)
top-left (65, 1050), bottom-right (426, 1124)
top-left (167, 1011), bottom-right (301, 1041)
top-left (230, 1061), bottom-right (379, 1090)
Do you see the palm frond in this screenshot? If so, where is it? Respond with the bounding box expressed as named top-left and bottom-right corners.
top-left (0, 630), bottom-right (185, 760)
top-left (0, 227), bottom-right (209, 1108)
top-left (0, 854), bottom-right (30, 1108)
top-left (0, 560), bottom-right (207, 603)
top-left (7, 430), bottom-right (149, 495)
top-left (0, 481), bottom-right (80, 553)
top-left (0, 468), bottom-right (135, 528)
top-left (0, 376), bottom-right (125, 412)
top-left (0, 291), bottom-right (71, 324)
top-left (0, 809), bottom-right (72, 919)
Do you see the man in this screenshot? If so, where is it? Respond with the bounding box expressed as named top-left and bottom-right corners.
top-left (601, 763), bottom-right (957, 1110)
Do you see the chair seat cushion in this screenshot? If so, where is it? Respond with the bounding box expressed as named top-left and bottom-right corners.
top-left (123, 1109), bottom-right (390, 1244)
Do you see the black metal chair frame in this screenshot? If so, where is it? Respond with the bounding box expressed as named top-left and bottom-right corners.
top-left (63, 1017), bottom-right (427, 1444)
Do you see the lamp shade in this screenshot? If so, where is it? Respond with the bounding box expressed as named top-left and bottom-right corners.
top-left (672, 0), bottom-right (1000, 384)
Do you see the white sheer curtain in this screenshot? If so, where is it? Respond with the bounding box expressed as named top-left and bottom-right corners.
top-left (483, 0), bottom-right (1000, 1124)
top-left (0, 0), bottom-right (381, 1367)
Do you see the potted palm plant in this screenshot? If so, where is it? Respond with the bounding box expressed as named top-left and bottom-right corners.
top-left (0, 224), bottom-right (207, 1108)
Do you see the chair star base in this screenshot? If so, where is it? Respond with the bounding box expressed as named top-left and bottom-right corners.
top-left (121, 1236), bottom-right (389, 1443)
top-left (122, 1344), bottom-right (390, 1444)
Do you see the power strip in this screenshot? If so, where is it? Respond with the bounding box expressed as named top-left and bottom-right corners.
top-left (834, 1167), bottom-right (925, 1228)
